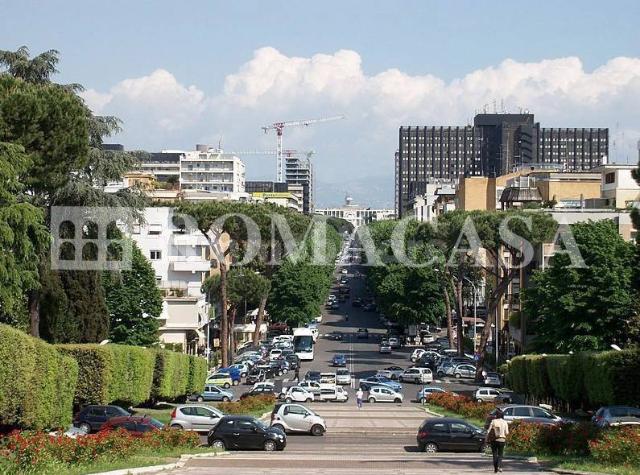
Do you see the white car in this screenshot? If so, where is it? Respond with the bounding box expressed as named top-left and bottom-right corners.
top-left (252, 381), bottom-right (275, 391)
top-left (280, 386), bottom-right (315, 403)
top-left (299, 380), bottom-right (322, 396)
top-left (269, 349), bottom-right (284, 360)
top-left (317, 385), bottom-right (349, 402)
top-left (315, 314), bottom-right (323, 323)
top-left (410, 349), bottom-right (426, 362)
top-left (422, 334), bottom-right (436, 344)
top-left (320, 372), bottom-right (337, 385)
top-left (336, 369), bottom-right (351, 385)
top-left (367, 386), bottom-right (403, 403)
top-left (399, 367), bottom-right (433, 384)
top-left (474, 387), bottom-right (511, 403)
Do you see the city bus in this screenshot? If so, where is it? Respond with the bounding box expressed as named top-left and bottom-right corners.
top-left (293, 327), bottom-right (315, 361)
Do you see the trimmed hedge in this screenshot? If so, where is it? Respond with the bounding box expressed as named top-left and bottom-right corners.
top-left (0, 324), bottom-right (78, 430)
top-left (505, 349), bottom-right (640, 407)
top-left (186, 354), bottom-right (207, 394)
top-left (152, 350), bottom-right (190, 400)
top-left (58, 344), bottom-right (155, 407)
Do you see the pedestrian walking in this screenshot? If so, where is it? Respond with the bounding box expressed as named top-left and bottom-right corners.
top-left (292, 366), bottom-right (300, 382)
top-left (486, 409), bottom-right (509, 473)
top-left (356, 388), bottom-right (363, 409)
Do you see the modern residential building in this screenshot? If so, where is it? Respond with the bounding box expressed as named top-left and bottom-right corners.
top-left (284, 156), bottom-right (314, 214)
top-left (591, 163), bottom-right (640, 209)
top-left (396, 113), bottom-right (608, 216)
top-left (316, 195), bottom-right (395, 228)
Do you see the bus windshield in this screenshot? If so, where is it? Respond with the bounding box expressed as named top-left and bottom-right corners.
top-left (293, 335), bottom-right (313, 352)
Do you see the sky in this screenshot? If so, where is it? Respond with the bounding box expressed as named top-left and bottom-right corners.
top-left (1, 0), bottom-right (639, 207)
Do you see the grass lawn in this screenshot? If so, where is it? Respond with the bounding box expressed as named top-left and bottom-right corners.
top-left (421, 403), bottom-right (486, 428)
top-left (538, 455), bottom-right (640, 475)
top-left (0, 447), bottom-right (219, 475)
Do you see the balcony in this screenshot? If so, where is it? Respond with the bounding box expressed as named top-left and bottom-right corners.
top-left (172, 233), bottom-right (209, 247)
top-left (169, 255), bottom-right (212, 272)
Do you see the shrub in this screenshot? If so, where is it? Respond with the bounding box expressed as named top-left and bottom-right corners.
top-left (152, 350), bottom-right (190, 400)
top-left (57, 344), bottom-right (113, 406)
top-left (525, 355), bottom-right (552, 400)
top-left (186, 355), bottom-right (207, 394)
top-left (508, 421), bottom-right (600, 456)
top-left (218, 395), bottom-right (276, 415)
top-left (0, 324), bottom-right (78, 430)
top-left (428, 393), bottom-right (494, 421)
top-left (589, 427), bottom-right (640, 466)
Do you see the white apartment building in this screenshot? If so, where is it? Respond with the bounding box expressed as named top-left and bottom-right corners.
top-left (316, 195), bottom-right (395, 229)
top-left (130, 207), bottom-right (214, 354)
top-left (591, 163), bottom-right (640, 209)
top-left (411, 182), bottom-right (456, 222)
top-left (180, 145), bottom-right (245, 193)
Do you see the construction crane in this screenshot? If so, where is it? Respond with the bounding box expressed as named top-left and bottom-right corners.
top-left (262, 115), bottom-right (345, 182)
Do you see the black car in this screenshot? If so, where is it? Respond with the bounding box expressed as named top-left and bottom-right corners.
top-left (352, 298), bottom-right (363, 307)
top-left (284, 354), bottom-right (300, 370)
top-left (73, 405), bottom-right (130, 433)
top-left (305, 370), bottom-right (321, 382)
top-left (208, 416), bottom-right (286, 451)
top-left (417, 417), bottom-right (486, 453)
top-left (246, 369), bottom-right (267, 384)
top-left (326, 331), bottom-right (343, 341)
top-left (357, 328), bottom-right (369, 339)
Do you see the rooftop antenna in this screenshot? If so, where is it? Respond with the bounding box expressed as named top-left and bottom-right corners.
top-left (492, 99), bottom-right (497, 113)
top-left (217, 136), bottom-right (224, 152)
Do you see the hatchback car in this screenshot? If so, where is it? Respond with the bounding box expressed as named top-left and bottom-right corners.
top-left (360, 376), bottom-right (402, 392)
top-left (188, 385), bottom-right (233, 402)
top-left (379, 341), bottom-right (391, 353)
top-left (280, 386), bottom-right (314, 403)
top-left (417, 387), bottom-right (447, 404)
top-left (305, 370), bottom-right (322, 382)
top-left (336, 369), bottom-right (351, 385)
top-left (246, 368), bottom-right (267, 385)
top-left (388, 337), bottom-right (400, 349)
top-left (208, 416), bottom-right (286, 451)
top-left (73, 405), bottom-right (130, 433)
top-left (271, 403), bottom-right (326, 436)
top-left (317, 385), bottom-right (349, 402)
top-left (452, 364), bottom-right (476, 379)
top-left (417, 418), bottom-right (485, 453)
top-left (474, 387), bottom-right (511, 403)
top-left (593, 406), bottom-right (640, 428)
top-left (101, 416), bottom-right (164, 436)
top-left (483, 372), bottom-right (502, 387)
top-left (298, 380), bottom-right (322, 396)
top-left (206, 373), bottom-right (234, 389)
top-left (170, 405), bottom-right (224, 432)
top-left (485, 405), bottom-right (565, 429)
top-left (367, 386), bottom-right (403, 403)
top-left (399, 367), bottom-right (433, 384)
top-left (332, 354), bottom-right (347, 367)
top-left (377, 366), bottom-right (404, 380)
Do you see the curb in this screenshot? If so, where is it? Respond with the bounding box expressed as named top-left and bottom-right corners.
top-left (542, 467), bottom-right (610, 475)
top-left (90, 450), bottom-right (229, 475)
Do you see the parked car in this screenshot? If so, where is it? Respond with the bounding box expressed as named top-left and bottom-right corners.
top-left (216, 367), bottom-right (242, 385)
top-left (305, 370), bottom-right (322, 382)
top-left (208, 416), bottom-right (286, 451)
top-left (269, 349), bottom-right (284, 360)
top-left (485, 405), bottom-right (566, 429)
top-left (379, 340), bottom-right (391, 353)
top-left (360, 376), bottom-right (402, 392)
top-left (483, 372), bottom-right (502, 387)
top-left (336, 369), bottom-right (351, 385)
top-left (320, 372), bottom-right (337, 385)
top-left (169, 405), bottom-right (224, 432)
top-left (73, 405), bottom-right (130, 433)
top-left (298, 380), bottom-right (322, 396)
top-left (592, 406), bottom-right (640, 428)
top-left (279, 386), bottom-right (314, 403)
top-left (240, 386), bottom-right (276, 400)
top-left (317, 385), bottom-right (349, 402)
top-left (376, 366), bottom-right (404, 380)
top-left (205, 373), bottom-right (234, 389)
top-left (388, 337), bottom-right (400, 349)
top-left (399, 367), bottom-right (433, 384)
top-left (367, 386), bottom-right (403, 403)
top-left (329, 301), bottom-right (340, 310)
top-left (357, 328), bottom-right (369, 339)
top-left (417, 387), bottom-right (447, 404)
top-left (271, 403), bottom-right (326, 436)
top-left (474, 388), bottom-right (511, 403)
top-left (246, 368), bottom-right (267, 385)
top-left (417, 417), bottom-right (485, 453)
top-left (341, 268), bottom-right (348, 275)
top-left (352, 298), bottom-right (363, 307)
top-left (452, 364), bottom-right (476, 379)
top-left (284, 354), bottom-right (300, 370)
top-left (100, 416), bottom-right (164, 436)
top-left (188, 385), bottom-right (234, 402)
top-left (332, 354), bottom-right (347, 367)
top-left (410, 349), bottom-right (426, 363)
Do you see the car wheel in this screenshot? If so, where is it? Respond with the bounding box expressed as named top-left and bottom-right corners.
top-left (285, 397), bottom-right (292, 403)
top-left (78, 422), bottom-right (91, 433)
top-left (264, 440), bottom-right (277, 452)
top-left (394, 398), bottom-right (402, 404)
top-left (197, 396), bottom-right (204, 402)
top-left (241, 372), bottom-right (247, 378)
top-left (222, 396), bottom-right (230, 402)
top-left (391, 374), bottom-right (398, 380)
top-left (399, 376), bottom-right (404, 382)
top-left (223, 383), bottom-right (231, 389)
top-left (311, 424), bottom-right (324, 436)
top-left (454, 373), bottom-right (461, 379)
top-left (232, 380), bottom-right (239, 386)
top-left (476, 398), bottom-right (483, 403)
top-left (368, 396), bottom-right (376, 403)
top-left (414, 378), bottom-right (420, 384)
top-left (170, 424), bottom-right (183, 430)
top-left (272, 423), bottom-right (285, 433)
top-left (211, 439), bottom-right (225, 450)
top-left (419, 397), bottom-right (427, 404)
top-left (424, 442), bottom-right (438, 453)
top-left (437, 371), bottom-right (444, 377)
top-left (306, 398), bottom-right (313, 403)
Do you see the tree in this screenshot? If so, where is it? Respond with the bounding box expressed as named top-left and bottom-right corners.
top-left (102, 242), bottom-right (162, 346)
top-left (523, 220), bottom-right (639, 352)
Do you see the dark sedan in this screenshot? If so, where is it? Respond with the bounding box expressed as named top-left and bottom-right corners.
top-left (73, 405), bottom-right (130, 433)
top-left (332, 354), bottom-right (347, 367)
top-left (305, 370), bottom-right (322, 382)
top-left (417, 418), bottom-right (486, 453)
top-left (101, 416), bottom-right (164, 437)
top-left (208, 416), bottom-right (286, 451)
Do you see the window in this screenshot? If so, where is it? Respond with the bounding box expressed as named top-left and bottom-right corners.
top-left (150, 250), bottom-right (161, 260)
top-left (192, 407), bottom-right (215, 417)
top-left (450, 422), bottom-right (471, 433)
top-left (531, 408), bottom-right (553, 419)
top-left (513, 407), bottom-right (531, 417)
top-left (429, 422), bottom-right (448, 433)
top-left (502, 408), bottom-right (513, 416)
top-left (605, 172), bottom-right (616, 184)
top-left (285, 405), bottom-right (307, 416)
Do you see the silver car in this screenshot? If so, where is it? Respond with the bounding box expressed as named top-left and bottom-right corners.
top-left (593, 406), bottom-right (640, 428)
top-left (367, 386), bottom-right (403, 403)
top-left (336, 369), bottom-right (351, 385)
top-left (169, 405), bottom-right (224, 432)
top-left (270, 403), bottom-right (326, 436)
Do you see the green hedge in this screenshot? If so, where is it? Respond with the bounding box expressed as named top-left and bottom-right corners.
top-left (58, 344), bottom-right (155, 407)
top-left (187, 355), bottom-right (207, 394)
top-left (152, 350), bottom-right (190, 400)
top-left (505, 350), bottom-right (640, 407)
top-left (0, 324), bottom-right (78, 430)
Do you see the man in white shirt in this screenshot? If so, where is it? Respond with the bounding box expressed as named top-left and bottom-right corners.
top-left (486, 409), bottom-right (509, 472)
top-left (356, 388), bottom-right (363, 409)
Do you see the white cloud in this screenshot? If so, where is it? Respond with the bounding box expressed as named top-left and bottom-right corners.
top-left (83, 49), bottom-right (640, 205)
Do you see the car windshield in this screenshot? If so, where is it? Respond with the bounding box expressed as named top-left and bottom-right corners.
top-left (254, 419), bottom-right (268, 430)
top-left (149, 418), bottom-right (164, 429)
top-left (337, 369), bottom-right (349, 375)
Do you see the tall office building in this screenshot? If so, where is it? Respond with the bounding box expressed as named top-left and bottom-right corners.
top-left (285, 156), bottom-right (314, 214)
top-left (396, 113), bottom-right (608, 216)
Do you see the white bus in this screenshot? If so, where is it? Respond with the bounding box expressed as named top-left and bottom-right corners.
top-left (293, 327), bottom-right (315, 361)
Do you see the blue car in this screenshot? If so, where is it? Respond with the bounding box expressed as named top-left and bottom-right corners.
top-left (188, 385), bottom-right (234, 402)
top-left (332, 354), bottom-right (347, 367)
top-left (359, 376), bottom-right (402, 392)
top-left (217, 367), bottom-right (242, 384)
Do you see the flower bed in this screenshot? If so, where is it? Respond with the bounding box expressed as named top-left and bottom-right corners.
top-left (507, 421), bottom-right (600, 456)
top-left (428, 392), bottom-right (495, 421)
top-left (589, 426), bottom-right (640, 467)
top-left (1, 428), bottom-right (200, 472)
top-left (217, 394), bottom-right (276, 415)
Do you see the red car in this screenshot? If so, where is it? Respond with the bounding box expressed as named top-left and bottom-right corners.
top-left (100, 416), bottom-right (164, 437)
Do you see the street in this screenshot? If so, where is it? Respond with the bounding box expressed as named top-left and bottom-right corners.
top-left (162, 264), bottom-right (552, 474)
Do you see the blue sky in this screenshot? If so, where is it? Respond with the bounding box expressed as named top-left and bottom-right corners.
top-left (1, 0), bottom-right (639, 207)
